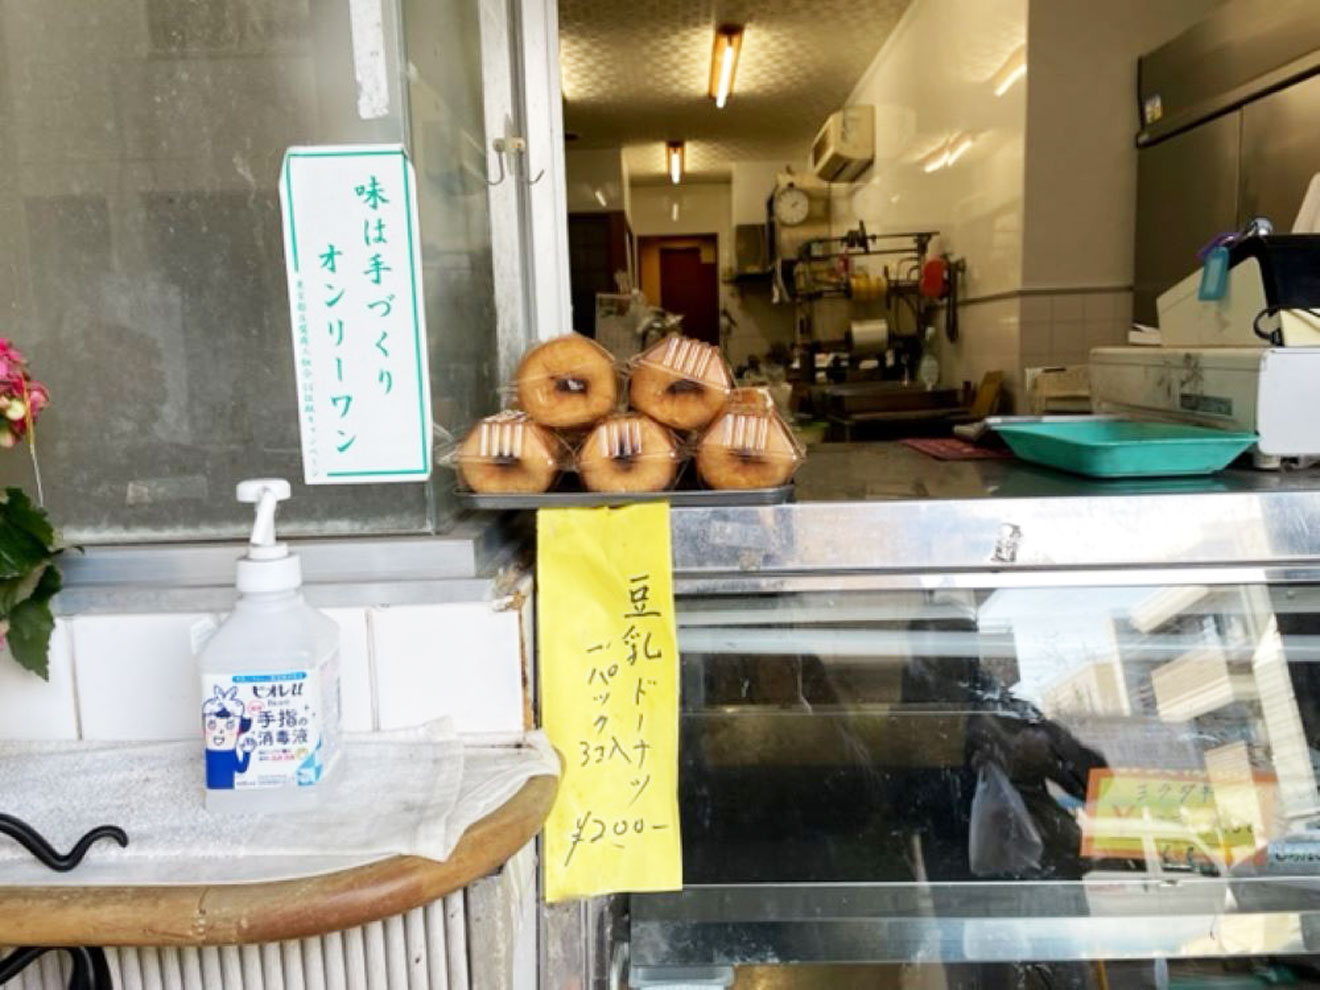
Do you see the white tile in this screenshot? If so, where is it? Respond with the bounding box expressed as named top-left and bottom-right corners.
top-left (322, 607), bottom-right (374, 732)
top-left (371, 603), bottom-right (524, 735)
top-left (0, 619), bottom-right (77, 739)
top-left (1114, 291), bottom-right (1134, 325)
top-left (1019, 295), bottom-right (1050, 323)
top-left (1082, 292), bottom-right (1113, 322)
top-left (1050, 321), bottom-right (1086, 356)
top-left (71, 613), bottom-right (213, 741)
top-left (1020, 320), bottom-right (1050, 359)
top-left (1086, 320), bottom-right (1121, 350)
top-left (1050, 294), bottom-right (1084, 321)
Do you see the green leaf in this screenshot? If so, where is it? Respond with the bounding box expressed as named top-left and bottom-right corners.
top-left (7, 596), bottom-right (53, 680)
top-left (5, 564), bottom-right (60, 681)
top-left (0, 561), bottom-right (48, 615)
top-left (0, 489), bottom-right (54, 581)
top-left (1, 488), bottom-right (55, 549)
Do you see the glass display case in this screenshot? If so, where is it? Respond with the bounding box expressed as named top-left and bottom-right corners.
top-left (547, 446), bottom-right (1320, 990)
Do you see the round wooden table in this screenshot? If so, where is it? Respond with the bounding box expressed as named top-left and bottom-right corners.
top-left (0, 775), bottom-right (557, 947)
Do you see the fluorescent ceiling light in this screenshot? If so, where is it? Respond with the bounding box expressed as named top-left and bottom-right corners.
top-left (671, 201), bottom-right (680, 222)
top-left (708, 25), bottom-right (744, 109)
top-left (593, 187), bottom-right (607, 207)
top-left (993, 44), bottom-right (1027, 97)
top-left (666, 141), bottom-right (685, 185)
top-left (945, 135), bottom-right (974, 165)
top-left (922, 149), bottom-right (949, 173)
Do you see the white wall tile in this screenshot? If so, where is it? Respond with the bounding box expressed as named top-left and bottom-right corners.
top-left (1050, 294), bottom-right (1084, 321)
top-left (322, 607), bottom-right (374, 732)
top-left (0, 619), bottom-right (77, 740)
top-left (371, 603), bottom-right (524, 735)
top-left (1082, 292), bottom-right (1114, 322)
top-left (71, 613), bottom-right (213, 741)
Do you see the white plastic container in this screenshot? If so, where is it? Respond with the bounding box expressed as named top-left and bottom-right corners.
top-left (199, 479), bottom-right (341, 813)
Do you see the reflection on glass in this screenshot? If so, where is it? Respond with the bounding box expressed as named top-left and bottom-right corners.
top-left (676, 584), bottom-right (1320, 888)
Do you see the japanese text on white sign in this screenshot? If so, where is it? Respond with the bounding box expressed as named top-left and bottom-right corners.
top-left (279, 145), bottom-right (432, 484)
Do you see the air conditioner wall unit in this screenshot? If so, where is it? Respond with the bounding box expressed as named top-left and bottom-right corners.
top-left (810, 105), bottom-right (875, 183)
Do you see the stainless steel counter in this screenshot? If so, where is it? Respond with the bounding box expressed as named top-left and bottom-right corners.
top-left (620, 444), bottom-right (1320, 974)
top-left (793, 441), bottom-right (1320, 502)
top-left (670, 443), bottom-right (1320, 591)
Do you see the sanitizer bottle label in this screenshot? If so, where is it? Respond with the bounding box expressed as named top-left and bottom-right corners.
top-left (202, 657), bottom-right (339, 792)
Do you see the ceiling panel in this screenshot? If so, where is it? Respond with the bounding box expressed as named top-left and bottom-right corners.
top-left (560, 0), bottom-right (912, 181)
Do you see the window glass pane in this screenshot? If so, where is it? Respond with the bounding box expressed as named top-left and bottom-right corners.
top-left (0, 0), bottom-right (495, 542)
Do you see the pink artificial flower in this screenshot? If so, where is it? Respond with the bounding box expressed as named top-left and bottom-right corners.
top-left (27, 382), bottom-right (49, 413)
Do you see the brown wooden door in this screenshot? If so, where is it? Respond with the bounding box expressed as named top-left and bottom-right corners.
top-left (659, 245), bottom-right (719, 344)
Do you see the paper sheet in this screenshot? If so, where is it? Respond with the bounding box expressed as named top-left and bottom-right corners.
top-left (537, 504), bottom-right (682, 901)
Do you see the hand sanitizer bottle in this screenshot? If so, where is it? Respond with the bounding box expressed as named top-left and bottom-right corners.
top-left (199, 479), bottom-right (341, 813)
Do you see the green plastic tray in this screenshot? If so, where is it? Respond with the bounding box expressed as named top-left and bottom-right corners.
top-left (992, 419), bottom-right (1257, 478)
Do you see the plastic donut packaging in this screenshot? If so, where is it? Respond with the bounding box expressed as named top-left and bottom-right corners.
top-left (696, 394), bottom-right (804, 491)
top-left (577, 414), bottom-right (679, 493)
top-left (629, 335), bottom-right (732, 432)
top-left (456, 412), bottom-right (561, 493)
top-left (515, 333), bottom-right (619, 429)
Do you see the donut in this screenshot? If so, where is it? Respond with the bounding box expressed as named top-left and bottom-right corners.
top-left (577, 415), bottom-right (679, 493)
top-left (515, 334), bottom-right (618, 429)
top-left (457, 413), bottom-right (559, 493)
top-left (629, 336), bottom-right (732, 432)
top-left (696, 409), bottom-right (801, 490)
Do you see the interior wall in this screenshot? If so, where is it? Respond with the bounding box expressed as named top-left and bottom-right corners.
top-left (829, 0), bottom-right (1029, 401)
top-left (1018, 0), bottom-right (1223, 368)
top-left (565, 147), bottom-right (628, 214)
top-left (1022, 0), bottom-right (1224, 290)
top-left (630, 182), bottom-right (794, 367)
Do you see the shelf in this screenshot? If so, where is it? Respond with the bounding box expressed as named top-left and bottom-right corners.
top-left (630, 877), bottom-right (1320, 965)
top-left (0, 775), bottom-right (557, 947)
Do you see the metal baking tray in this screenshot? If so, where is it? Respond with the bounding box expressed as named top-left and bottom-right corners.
top-left (457, 484), bottom-right (793, 510)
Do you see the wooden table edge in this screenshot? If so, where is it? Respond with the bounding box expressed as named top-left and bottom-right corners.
top-left (0, 774), bottom-right (558, 947)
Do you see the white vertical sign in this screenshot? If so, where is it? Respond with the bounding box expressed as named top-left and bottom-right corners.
top-left (279, 145), bottom-right (432, 484)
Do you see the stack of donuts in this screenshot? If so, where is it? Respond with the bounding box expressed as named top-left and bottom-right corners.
top-left (455, 332), bottom-right (803, 495)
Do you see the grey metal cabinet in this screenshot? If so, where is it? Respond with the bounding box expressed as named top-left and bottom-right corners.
top-left (1239, 71), bottom-right (1320, 233)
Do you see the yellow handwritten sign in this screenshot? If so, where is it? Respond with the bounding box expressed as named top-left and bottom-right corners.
top-left (538, 504), bottom-right (682, 902)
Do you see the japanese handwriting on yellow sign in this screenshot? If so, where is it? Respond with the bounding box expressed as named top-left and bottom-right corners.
top-left (537, 503), bottom-right (682, 902)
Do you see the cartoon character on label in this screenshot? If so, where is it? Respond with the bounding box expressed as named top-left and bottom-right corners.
top-left (203, 686), bottom-right (258, 789)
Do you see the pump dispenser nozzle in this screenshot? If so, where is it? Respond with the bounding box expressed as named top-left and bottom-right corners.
top-left (235, 479), bottom-right (301, 594)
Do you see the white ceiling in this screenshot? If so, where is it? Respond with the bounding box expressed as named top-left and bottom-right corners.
top-left (559, 0), bottom-right (913, 182)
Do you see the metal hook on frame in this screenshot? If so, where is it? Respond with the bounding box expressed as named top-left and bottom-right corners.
top-left (487, 136), bottom-right (545, 187)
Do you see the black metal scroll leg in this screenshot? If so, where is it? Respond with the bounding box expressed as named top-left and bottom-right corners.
top-left (0, 815), bottom-right (128, 872)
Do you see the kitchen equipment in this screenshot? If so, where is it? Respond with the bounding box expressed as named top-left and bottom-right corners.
top-left (992, 419), bottom-right (1256, 478)
top-left (1157, 234), bottom-right (1320, 347)
top-left (1090, 346), bottom-right (1320, 463)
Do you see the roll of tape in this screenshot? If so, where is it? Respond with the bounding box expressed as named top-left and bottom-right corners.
top-left (847, 319), bottom-right (889, 354)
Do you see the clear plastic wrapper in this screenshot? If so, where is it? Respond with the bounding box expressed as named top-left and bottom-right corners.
top-left (577, 413), bottom-right (682, 494)
top-left (513, 333), bottom-right (620, 429)
top-left (452, 411), bottom-right (567, 494)
top-left (628, 335), bottom-right (733, 432)
top-left (695, 391), bottom-right (805, 491)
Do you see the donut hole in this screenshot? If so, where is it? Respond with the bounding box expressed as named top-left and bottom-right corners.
top-left (491, 454), bottom-right (521, 468)
top-left (664, 378), bottom-right (706, 396)
top-left (554, 376), bottom-right (589, 394)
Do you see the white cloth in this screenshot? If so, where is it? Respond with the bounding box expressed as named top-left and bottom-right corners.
top-left (0, 723), bottom-right (557, 886)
